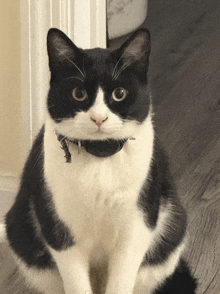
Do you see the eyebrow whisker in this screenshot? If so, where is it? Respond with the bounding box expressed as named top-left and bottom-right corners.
top-left (112, 53), bottom-right (124, 79)
top-left (63, 76), bottom-right (84, 83)
top-left (113, 61), bottom-right (132, 80)
top-left (59, 51), bottom-right (85, 78)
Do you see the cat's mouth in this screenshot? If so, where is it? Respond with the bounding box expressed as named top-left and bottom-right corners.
top-left (91, 128), bottom-right (114, 135)
top-left (56, 132), bottom-right (129, 162)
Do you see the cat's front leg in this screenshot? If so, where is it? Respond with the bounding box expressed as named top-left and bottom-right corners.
top-left (105, 218), bottom-right (151, 294)
top-left (50, 245), bottom-right (92, 294)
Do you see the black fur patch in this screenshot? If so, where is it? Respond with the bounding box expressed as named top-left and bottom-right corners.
top-left (6, 126), bottom-right (74, 269)
top-left (155, 259), bottom-right (197, 294)
top-left (138, 138), bottom-right (187, 265)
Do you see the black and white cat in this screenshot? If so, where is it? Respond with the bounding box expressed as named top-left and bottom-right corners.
top-left (5, 28), bottom-right (196, 294)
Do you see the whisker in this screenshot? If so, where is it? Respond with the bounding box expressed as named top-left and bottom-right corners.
top-left (112, 53), bottom-right (124, 78)
top-left (82, 57), bottom-right (86, 77)
top-left (112, 49), bottom-right (149, 80)
top-left (63, 76), bottom-right (84, 83)
top-left (60, 51), bottom-right (85, 78)
top-left (47, 105), bottom-right (56, 109)
top-left (113, 61), bottom-right (132, 80)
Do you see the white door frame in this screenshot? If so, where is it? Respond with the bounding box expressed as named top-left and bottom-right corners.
top-left (20, 0), bottom-right (107, 159)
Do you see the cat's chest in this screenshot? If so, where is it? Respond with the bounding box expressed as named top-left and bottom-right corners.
top-left (45, 137), bottom-right (141, 200)
top-left (43, 118), bottom-right (153, 248)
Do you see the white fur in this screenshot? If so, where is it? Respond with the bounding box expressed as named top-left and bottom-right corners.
top-left (14, 94), bottom-right (185, 294)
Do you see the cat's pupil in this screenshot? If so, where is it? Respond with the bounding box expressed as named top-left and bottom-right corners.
top-left (112, 88), bottom-right (127, 101)
top-left (72, 87), bottom-right (87, 101)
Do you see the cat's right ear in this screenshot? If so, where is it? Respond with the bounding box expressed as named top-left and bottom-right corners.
top-left (112, 29), bottom-right (151, 80)
top-left (47, 28), bottom-right (83, 72)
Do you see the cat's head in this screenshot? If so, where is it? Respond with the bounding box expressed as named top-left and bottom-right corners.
top-left (47, 28), bottom-right (151, 141)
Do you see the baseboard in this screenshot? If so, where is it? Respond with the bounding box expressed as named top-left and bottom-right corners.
top-left (0, 175), bottom-right (20, 192)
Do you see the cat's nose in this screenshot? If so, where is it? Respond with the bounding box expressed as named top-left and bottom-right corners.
top-left (90, 116), bottom-right (108, 126)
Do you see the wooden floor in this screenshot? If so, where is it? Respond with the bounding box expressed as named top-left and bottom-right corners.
top-left (113, 0), bottom-right (220, 293)
top-left (1, 0), bottom-right (220, 293)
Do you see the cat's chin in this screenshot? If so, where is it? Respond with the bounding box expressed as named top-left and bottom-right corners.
top-left (88, 129), bottom-right (120, 140)
top-left (73, 128), bottom-right (137, 141)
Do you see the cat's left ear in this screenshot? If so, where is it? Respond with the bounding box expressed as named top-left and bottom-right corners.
top-left (113, 29), bottom-right (151, 78)
top-left (47, 28), bottom-right (83, 72)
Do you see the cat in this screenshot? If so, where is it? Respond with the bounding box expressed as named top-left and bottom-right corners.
top-left (5, 28), bottom-right (197, 294)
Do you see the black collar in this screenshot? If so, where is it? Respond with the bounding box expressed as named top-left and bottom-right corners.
top-left (57, 134), bottom-right (128, 162)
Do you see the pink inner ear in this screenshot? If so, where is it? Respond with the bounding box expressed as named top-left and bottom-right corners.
top-left (123, 35), bottom-right (147, 60)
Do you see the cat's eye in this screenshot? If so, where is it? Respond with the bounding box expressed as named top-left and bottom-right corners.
top-left (112, 88), bottom-right (128, 101)
top-left (72, 87), bottom-right (88, 101)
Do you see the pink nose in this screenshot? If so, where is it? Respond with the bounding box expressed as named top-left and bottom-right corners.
top-left (90, 116), bottom-right (108, 126)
